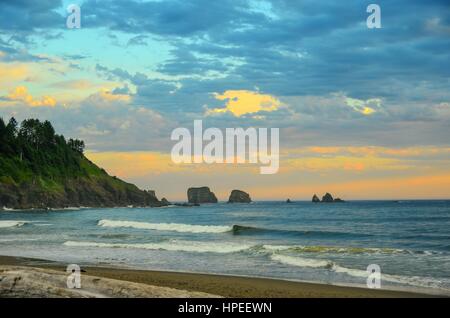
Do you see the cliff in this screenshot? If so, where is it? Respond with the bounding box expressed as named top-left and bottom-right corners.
top-left (187, 187), bottom-right (218, 204)
top-left (0, 117), bottom-right (165, 209)
top-left (228, 190), bottom-right (252, 203)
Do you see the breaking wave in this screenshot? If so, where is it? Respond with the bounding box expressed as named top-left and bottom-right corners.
top-left (262, 244), bottom-right (409, 255)
top-left (270, 253), bottom-right (450, 291)
top-left (0, 221), bottom-right (28, 228)
top-left (270, 254), bottom-right (333, 268)
top-left (97, 220), bottom-right (374, 239)
top-left (98, 219), bottom-right (233, 234)
top-left (64, 240), bottom-right (253, 254)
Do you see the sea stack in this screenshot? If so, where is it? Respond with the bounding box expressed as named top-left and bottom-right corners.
top-left (312, 194), bottom-right (320, 203)
top-left (187, 187), bottom-right (218, 204)
top-left (286, 199), bottom-right (292, 203)
top-left (228, 190), bottom-right (252, 203)
top-left (322, 193), bottom-right (334, 202)
top-left (312, 193), bottom-right (345, 203)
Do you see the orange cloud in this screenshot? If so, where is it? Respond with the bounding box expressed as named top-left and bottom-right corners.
top-left (208, 90), bottom-right (281, 117)
top-left (283, 155), bottom-right (408, 172)
top-left (85, 151), bottom-right (181, 178)
top-left (7, 86), bottom-right (56, 107)
top-left (287, 146), bottom-right (450, 158)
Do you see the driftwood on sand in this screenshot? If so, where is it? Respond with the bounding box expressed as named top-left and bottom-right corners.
top-left (0, 266), bottom-right (220, 298)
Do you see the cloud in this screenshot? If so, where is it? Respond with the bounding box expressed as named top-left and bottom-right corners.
top-left (345, 97), bottom-right (382, 115)
top-left (207, 90), bottom-right (281, 117)
top-left (297, 146), bottom-right (450, 159)
top-left (76, 123), bottom-right (111, 137)
top-left (85, 151), bottom-right (182, 178)
top-left (4, 86), bottom-right (56, 107)
top-left (127, 35), bottom-right (149, 47)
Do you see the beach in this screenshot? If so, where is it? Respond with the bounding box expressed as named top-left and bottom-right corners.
top-left (0, 255), bottom-right (435, 298)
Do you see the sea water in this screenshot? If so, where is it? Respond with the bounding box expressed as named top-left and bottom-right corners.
top-left (1, 200), bottom-right (449, 295)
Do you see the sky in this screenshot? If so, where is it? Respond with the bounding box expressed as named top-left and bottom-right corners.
top-left (0, 0), bottom-right (449, 200)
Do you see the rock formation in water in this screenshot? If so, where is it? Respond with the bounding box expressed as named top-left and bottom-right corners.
top-left (312, 193), bottom-right (345, 203)
top-left (322, 192), bottom-right (334, 202)
top-left (312, 194), bottom-right (320, 203)
top-left (187, 187), bottom-right (218, 204)
top-left (228, 190), bottom-right (252, 203)
top-left (286, 199), bottom-right (292, 203)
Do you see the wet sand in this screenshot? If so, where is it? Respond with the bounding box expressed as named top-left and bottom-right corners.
top-left (0, 255), bottom-right (436, 298)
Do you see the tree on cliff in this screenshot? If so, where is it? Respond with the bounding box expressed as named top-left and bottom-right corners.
top-left (0, 117), bottom-right (85, 180)
top-left (0, 117), bottom-right (165, 209)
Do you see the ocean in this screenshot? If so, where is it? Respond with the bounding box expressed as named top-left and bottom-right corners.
top-left (1, 200), bottom-right (449, 295)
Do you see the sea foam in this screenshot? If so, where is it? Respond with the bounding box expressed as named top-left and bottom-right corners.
top-left (0, 221), bottom-right (28, 228)
top-left (263, 244), bottom-right (407, 255)
top-left (270, 254), bottom-right (333, 268)
top-left (64, 240), bottom-right (254, 254)
top-left (270, 253), bottom-right (449, 290)
top-left (98, 219), bottom-right (233, 234)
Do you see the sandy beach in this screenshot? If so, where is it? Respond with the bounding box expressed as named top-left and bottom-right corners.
top-left (0, 255), bottom-right (436, 298)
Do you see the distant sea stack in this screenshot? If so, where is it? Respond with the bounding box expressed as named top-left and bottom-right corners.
top-left (228, 190), bottom-right (252, 203)
top-left (312, 193), bottom-right (345, 203)
top-left (322, 193), bottom-right (334, 202)
top-left (187, 187), bottom-right (218, 204)
top-left (312, 194), bottom-right (320, 203)
top-left (286, 199), bottom-right (292, 203)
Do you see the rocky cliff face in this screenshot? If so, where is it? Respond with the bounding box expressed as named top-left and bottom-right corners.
top-left (0, 117), bottom-right (167, 210)
top-left (228, 190), bottom-right (252, 203)
top-left (0, 177), bottom-right (164, 209)
top-left (187, 187), bottom-right (218, 204)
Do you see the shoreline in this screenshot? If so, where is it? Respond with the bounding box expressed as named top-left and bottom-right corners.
top-left (2, 199), bottom-right (450, 211)
top-left (0, 255), bottom-right (441, 298)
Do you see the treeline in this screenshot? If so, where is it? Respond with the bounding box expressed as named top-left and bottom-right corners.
top-left (0, 117), bottom-right (87, 181)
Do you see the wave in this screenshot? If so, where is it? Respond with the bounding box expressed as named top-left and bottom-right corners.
top-left (0, 238), bottom-right (41, 242)
top-left (97, 220), bottom-right (373, 239)
top-left (231, 225), bottom-right (373, 239)
top-left (0, 221), bottom-right (28, 228)
top-left (270, 253), bottom-right (449, 290)
top-left (63, 240), bottom-right (253, 254)
top-left (270, 254), bottom-right (334, 268)
top-left (98, 219), bottom-right (233, 234)
top-left (262, 244), bottom-right (407, 255)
